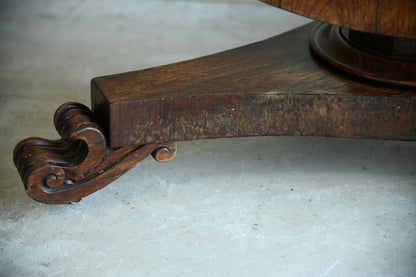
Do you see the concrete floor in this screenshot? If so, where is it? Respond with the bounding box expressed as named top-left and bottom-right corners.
top-left (1, 1), bottom-right (416, 276)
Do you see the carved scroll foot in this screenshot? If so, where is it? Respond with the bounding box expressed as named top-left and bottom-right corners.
top-left (13, 102), bottom-right (176, 204)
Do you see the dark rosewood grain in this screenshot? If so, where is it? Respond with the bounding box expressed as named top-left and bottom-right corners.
top-left (92, 23), bottom-right (416, 148)
top-left (260, 0), bottom-right (416, 39)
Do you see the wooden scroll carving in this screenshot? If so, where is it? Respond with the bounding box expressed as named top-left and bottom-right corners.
top-left (13, 103), bottom-right (176, 204)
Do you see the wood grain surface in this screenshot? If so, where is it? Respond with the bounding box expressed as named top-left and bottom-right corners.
top-left (92, 23), bottom-right (416, 148)
top-left (260, 0), bottom-right (416, 39)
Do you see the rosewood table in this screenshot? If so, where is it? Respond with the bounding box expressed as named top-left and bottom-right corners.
top-left (13, 0), bottom-right (416, 204)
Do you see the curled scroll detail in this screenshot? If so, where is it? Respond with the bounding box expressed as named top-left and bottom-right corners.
top-left (13, 102), bottom-right (176, 204)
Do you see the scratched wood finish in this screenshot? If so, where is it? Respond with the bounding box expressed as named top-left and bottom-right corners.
top-left (91, 23), bottom-right (416, 148)
top-left (260, 0), bottom-right (416, 39)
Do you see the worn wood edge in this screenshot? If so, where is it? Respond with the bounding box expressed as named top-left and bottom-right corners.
top-left (13, 102), bottom-right (176, 204)
top-left (93, 92), bottom-right (415, 147)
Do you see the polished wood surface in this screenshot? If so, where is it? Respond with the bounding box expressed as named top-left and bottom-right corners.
top-left (260, 0), bottom-right (416, 39)
top-left (311, 23), bottom-right (416, 87)
top-left (92, 23), bottom-right (416, 148)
